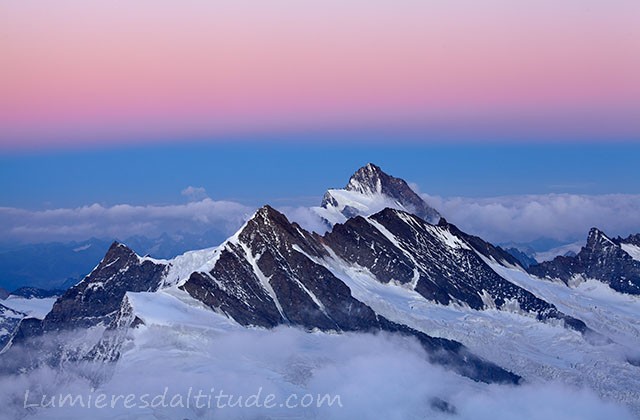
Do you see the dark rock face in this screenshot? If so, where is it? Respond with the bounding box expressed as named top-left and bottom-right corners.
top-left (620, 233), bottom-right (640, 247)
top-left (6, 203), bottom-right (594, 384)
top-left (85, 295), bottom-right (139, 364)
top-left (182, 206), bottom-right (388, 332)
top-left (376, 316), bottom-right (520, 384)
top-left (11, 317), bottom-right (43, 343)
top-left (324, 208), bottom-right (582, 331)
top-left (429, 397), bottom-right (457, 415)
top-left (43, 242), bottom-right (168, 331)
top-left (323, 215), bottom-right (416, 286)
top-left (0, 317), bottom-right (52, 375)
top-left (321, 163), bottom-right (441, 223)
top-left (5, 243), bottom-right (169, 372)
top-left (530, 228), bottom-right (640, 295)
top-left (7, 204), bottom-right (582, 383)
top-left (443, 221), bottom-right (524, 269)
top-left (0, 288), bottom-right (9, 300)
top-left (181, 206), bottom-right (520, 384)
top-left (504, 248), bottom-right (538, 269)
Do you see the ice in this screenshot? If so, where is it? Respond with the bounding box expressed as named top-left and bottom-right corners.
top-left (487, 260), bottom-right (640, 347)
top-left (126, 288), bottom-right (239, 332)
top-left (1, 297), bottom-right (57, 320)
top-left (153, 246), bottom-right (221, 287)
top-left (313, 189), bottom-right (415, 226)
top-left (621, 243), bottom-right (640, 262)
top-left (298, 247), bottom-right (640, 414)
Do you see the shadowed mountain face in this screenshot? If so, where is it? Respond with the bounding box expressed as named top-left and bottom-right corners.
top-left (43, 243), bottom-right (168, 331)
top-left (529, 228), bottom-right (640, 295)
top-left (9, 205), bottom-right (521, 384)
top-left (323, 209), bottom-right (586, 332)
top-left (180, 206), bottom-right (519, 384)
top-left (11, 198), bottom-right (598, 384)
top-left (9, 164), bottom-right (618, 386)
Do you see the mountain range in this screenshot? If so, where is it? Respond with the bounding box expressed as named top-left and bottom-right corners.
top-left (0, 231), bottom-right (231, 292)
top-left (1, 164), bottom-right (639, 418)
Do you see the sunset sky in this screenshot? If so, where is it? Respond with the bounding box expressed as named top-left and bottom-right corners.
top-left (2, 0), bottom-right (639, 148)
top-left (2, 1), bottom-right (640, 245)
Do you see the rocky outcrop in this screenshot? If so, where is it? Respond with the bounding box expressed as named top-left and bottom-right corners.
top-left (43, 242), bottom-right (167, 331)
top-left (529, 228), bottom-right (640, 295)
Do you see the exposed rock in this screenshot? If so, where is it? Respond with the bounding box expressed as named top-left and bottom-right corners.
top-left (530, 228), bottom-right (640, 295)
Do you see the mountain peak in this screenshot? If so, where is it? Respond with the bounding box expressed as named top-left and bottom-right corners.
top-left (530, 227), bottom-right (640, 295)
top-left (586, 227), bottom-right (614, 250)
top-left (252, 205), bottom-right (291, 227)
top-left (240, 204), bottom-right (313, 248)
top-left (318, 163), bottom-right (441, 224)
top-left (104, 241), bottom-right (136, 260)
top-left (345, 163), bottom-right (388, 195)
top-left (620, 233), bottom-right (640, 247)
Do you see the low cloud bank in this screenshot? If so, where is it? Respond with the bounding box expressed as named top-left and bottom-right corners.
top-left (2, 193), bottom-right (640, 248)
top-left (0, 199), bottom-right (253, 245)
top-left (0, 326), bottom-right (634, 419)
top-left (424, 193), bottom-right (640, 244)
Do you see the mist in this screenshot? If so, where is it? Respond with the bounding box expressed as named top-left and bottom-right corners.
top-left (0, 326), bottom-right (633, 420)
top-left (4, 192), bottom-right (640, 249)
top-left (424, 193), bottom-right (640, 244)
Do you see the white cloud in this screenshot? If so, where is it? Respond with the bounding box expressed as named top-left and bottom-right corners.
top-left (279, 206), bottom-right (331, 234)
top-left (181, 186), bottom-right (208, 202)
top-left (2, 193), bottom-right (640, 248)
top-left (0, 327), bottom-right (633, 419)
top-left (423, 193), bottom-right (640, 244)
top-left (0, 199), bottom-right (254, 244)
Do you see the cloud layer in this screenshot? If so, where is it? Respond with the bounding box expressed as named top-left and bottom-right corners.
top-left (424, 193), bottom-right (640, 244)
top-left (2, 193), bottom-right (640, 248)
top-left (0, 199), bottom-right (253, 245)
top-left (0, 326), bottom-right (634, 419)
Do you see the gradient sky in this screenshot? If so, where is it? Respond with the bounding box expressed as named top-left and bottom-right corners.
top-left (2, 142), bottom-right (640, 247)
top-left (1, 0), bottom-right (640, 148)
top-left (2, 142), bottom-right (640, 209)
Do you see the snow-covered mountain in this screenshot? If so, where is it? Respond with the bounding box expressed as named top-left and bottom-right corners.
top-left (530, 228), bottom-right (640, 295)
top-left (10, 206), bottom-right (520, 384)
top-left (0, 295), bottom-right (55, 353)
top-left (314, 163), bottom-right (441, 225)
top-left (1, 164), bottom-right (639, 419)
top-left (0, 304), bottom-right (24, 351)
top-left (0, 231), bottom-right (232, 292)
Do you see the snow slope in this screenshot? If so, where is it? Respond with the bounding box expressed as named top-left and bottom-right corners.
top-left (314, 188), bottom-right (417, 226)
top-left (302, 247), bottom-right (640, 415)
top-left (1, 296), bottom-right (56, 320)
top-left (621, 243), bottom-right (640, 262)
top-left (4, 287), bottom-right (635, 420)
top-left (91, 210), bottom-right (640, 415)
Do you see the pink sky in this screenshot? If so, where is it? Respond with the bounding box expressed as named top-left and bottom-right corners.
top-left (1, 1), bottom-right (639, 148)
